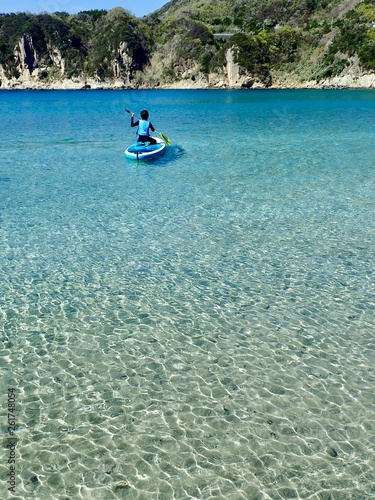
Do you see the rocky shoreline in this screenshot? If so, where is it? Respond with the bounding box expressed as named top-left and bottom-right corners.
top-left (1, 68), bottom-right (374, 91)
top-left (1, 75), bottom-right (375, 91)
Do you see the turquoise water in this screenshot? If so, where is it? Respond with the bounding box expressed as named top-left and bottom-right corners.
top-left (1, 89), bottom-right (375, 499)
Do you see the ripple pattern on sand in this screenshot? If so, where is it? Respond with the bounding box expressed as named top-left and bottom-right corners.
top-left (1, 89), bottom-right (375, 499)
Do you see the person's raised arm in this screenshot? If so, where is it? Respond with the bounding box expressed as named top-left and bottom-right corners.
top-left (131, 113), bottom-right (139, 127)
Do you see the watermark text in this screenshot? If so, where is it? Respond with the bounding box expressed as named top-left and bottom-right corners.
top-left (7, 388), bottom-right (17, 493)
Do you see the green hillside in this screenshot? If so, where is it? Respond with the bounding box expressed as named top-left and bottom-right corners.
top-left (149, 0), bottom-right (375, 85)
top-left (0, 0), bottom-right (374, 88)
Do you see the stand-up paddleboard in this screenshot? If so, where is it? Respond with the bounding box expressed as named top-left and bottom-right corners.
top-left (124, 137), bottom-right (166, 161)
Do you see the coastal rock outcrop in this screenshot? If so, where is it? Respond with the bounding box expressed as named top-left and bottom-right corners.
top-left (14, 35), bottom-right (37, 74)
top-left (112, 41), bottom-right (133, 84)
top-left (12, 35), bottom-right (38, 85)
top-left (0, 33), bottom-right (138, 90)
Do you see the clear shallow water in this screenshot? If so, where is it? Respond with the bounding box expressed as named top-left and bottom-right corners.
top-left (0, 89), bottom-right (374, 499)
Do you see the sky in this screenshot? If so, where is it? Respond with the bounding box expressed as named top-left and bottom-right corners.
top-left (0, 0), bottom-right (170, 18)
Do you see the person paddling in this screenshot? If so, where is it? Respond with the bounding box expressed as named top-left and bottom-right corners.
top-left (130, 109), bottom-right (157, 145)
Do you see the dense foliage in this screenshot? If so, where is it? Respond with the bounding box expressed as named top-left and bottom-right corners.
top-left (209, 26), bottom-right (303, 85)
top-left (0, 8), bottom-right (150, 81)
top-left (155, 18), bottom-right (216, 76)
top-left (153, 0), bottom-right (374, 83)
top-left (0, 0), bottom-right (374, 85)
top-left (329, 0), bottom-right (375, 71)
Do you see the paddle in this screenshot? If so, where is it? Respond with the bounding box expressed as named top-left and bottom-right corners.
top-left (124, 108), bottom-right (171, 146)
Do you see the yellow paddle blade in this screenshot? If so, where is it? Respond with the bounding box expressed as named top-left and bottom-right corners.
top-left (159, 132), bottom-right (171, 146)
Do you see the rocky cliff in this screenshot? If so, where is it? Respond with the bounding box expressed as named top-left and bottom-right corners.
top-left (0, 34), bottom-right (130, 89)
top-left (0, 2), bottom-right (374, 90)
top-left (0, 9), bottom-right (149, 89)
